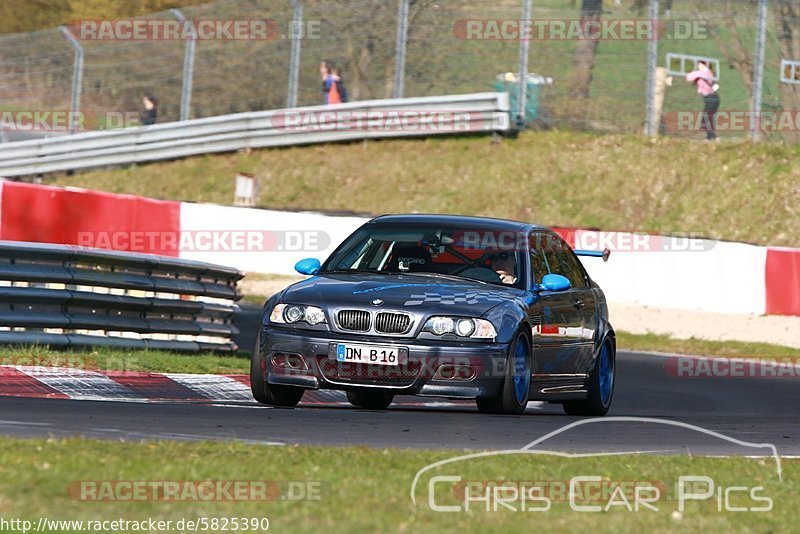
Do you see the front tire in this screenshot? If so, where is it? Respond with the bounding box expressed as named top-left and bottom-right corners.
top-left (563, 336), bottom-right (615, 416)
top-left (346, 390), bottom-right (394, 410)
top-left (250, 331), bottom-right (304, 407)
top-left (476, 330), bottom-right (531, 415)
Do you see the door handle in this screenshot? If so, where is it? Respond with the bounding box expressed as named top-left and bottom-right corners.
top-left (573, 299), bottom-right (584, 309)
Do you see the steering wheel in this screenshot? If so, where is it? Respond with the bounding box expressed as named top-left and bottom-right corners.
top-left (456, 266), bottom-right (503, 283)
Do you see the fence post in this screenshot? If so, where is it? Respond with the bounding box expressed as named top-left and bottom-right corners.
top-left (171, 9), bottom-right (196, 121)
top-left (58, 26), bottom-right (84, 133)
top-left (751, 0), bottom-right (767, 141)
top-left (392, 0), bottom-right (410, 99)
top-left (644, 0), bottom-right (659, 137)
top-left (517, 0), bottom-right (532, 127)
top-left (287, 0), bottom-right (303, 108)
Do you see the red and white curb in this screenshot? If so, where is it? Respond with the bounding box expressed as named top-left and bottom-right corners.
top-left (4, 181), bottom-right (799, 316)
top-left (0, 365), bottom-right (510, 410)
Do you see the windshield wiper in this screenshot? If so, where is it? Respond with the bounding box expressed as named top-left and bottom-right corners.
top-left (407, 272), bottom-right (488, 285)
top-left (321, 268), bottom-right (386, 275)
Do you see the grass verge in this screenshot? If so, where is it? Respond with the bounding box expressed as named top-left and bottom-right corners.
top-left (49, 131), bottom-right (800, 247)
top-left (0, 346), bottom-right (249, 375)
top-left (0, 437), bottom-right (794, 531)
top-left (616, 332), bottom-right (798, 360)
top-left (0, 332), bottom-right (793, 377)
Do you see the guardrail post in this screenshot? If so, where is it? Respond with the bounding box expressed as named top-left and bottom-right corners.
top-left (516, 0), bottom-right (532, 127)
top-left (750, 0), bottom-right (767, 142)
top-left (287, 0), bottom-right (303, 108)
top-left (644, 0), bottom-right (659, 137)
top-left (172, 9), bottom-right (196, 121)
top-left (392, 0), bottom-right (410, 99)
top-left (59, 26), bottom-right (84, 133)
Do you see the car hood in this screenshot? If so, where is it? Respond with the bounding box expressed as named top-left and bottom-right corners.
top-left (279, 273), bottom-right (524, 316)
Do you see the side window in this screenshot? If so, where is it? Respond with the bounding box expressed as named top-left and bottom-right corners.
top-left (541, 234), bottom-right (587, 289)
top-left (560, 248), bottom-right (588, 288)
top-left (529, 233), bottom-right (550, 285)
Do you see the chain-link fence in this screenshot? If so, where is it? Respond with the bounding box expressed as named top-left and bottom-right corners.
top-left (1, 0), bottom-right (799, 142)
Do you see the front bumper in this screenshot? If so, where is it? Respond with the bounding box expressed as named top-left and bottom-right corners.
top-left (259, 326), bottom-right (510, 399)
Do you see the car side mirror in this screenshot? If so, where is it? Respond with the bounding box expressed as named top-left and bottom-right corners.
top-left (540, 273), bottom-right (571, 292)
top-left (295, 258), bottom-right (321, 275)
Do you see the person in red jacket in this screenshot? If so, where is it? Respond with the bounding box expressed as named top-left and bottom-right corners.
top-left (320, 60), bottom-right (339, 105)
top-left (331, 67), bottom-right (348, 103)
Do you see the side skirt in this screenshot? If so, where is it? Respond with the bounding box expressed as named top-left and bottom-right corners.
top-left (528, 374), bottom-right (588, 401)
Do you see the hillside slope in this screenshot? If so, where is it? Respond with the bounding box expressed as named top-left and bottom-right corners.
top-left (49, 131), bottom-right (800, 247)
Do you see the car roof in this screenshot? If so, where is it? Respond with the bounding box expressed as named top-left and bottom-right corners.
top-left (369, 214), bottom-right (549, 233)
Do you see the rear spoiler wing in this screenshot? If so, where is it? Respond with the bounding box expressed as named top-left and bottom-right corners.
top-left (574, 248), bottom-right (611, 262)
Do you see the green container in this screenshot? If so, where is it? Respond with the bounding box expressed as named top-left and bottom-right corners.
top-left (495, 74), bottom-right (550, 124)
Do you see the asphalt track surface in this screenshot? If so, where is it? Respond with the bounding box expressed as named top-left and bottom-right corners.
top-left (0, 304), bottom-right (797, 455)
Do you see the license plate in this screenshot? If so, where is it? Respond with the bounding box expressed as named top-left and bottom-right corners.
top-left (332, 343), bottom-right (403, 366)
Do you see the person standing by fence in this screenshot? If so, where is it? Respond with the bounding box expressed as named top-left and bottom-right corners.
top-left (685, 60), bottom-right (720, 140)
top-left (139, 94), bottom-right (158, 126)
top-left (320, 60), bottom-right (339, 105)
top-left (331, 67), bottom-right (348, 103)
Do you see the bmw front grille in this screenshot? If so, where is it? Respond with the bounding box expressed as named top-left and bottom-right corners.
top-left (337, 309), bottom-right (371, 332)
top-left (375, 312), bottom-right (411, 334)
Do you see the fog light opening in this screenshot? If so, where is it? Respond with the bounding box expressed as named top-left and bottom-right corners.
top-left (435, 364), bottom-right (476, 381)
top-left (457, 365), bottom-right (476, 380)
top-left (438, 365), bottom-right (457, 380)
top-left (285, 354), bottom-right (306, 369)
top-left (271, 353), bottom-right (306, 370)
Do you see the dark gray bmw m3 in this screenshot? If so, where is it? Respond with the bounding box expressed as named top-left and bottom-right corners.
top-left (252, 214), bottom-right (615, 415)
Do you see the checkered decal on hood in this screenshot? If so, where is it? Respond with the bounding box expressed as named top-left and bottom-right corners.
top-left (404, 291), bottom-right (509, 306)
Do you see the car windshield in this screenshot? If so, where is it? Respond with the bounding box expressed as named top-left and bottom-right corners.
top-left (320, 223), bottom-right (526, 288)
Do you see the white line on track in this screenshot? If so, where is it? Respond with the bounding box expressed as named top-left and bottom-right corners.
top-left (0, 420), bottom-right (52, 427)
top-left (158, 432), bottom-right (285, 446)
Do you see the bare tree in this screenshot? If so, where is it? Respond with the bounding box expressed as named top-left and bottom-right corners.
top-left (569, 0), bottom-right (603, 102)
top-left (703, 0), bottom-right (757, 102)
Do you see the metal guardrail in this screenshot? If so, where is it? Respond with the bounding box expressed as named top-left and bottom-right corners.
top-left (0, 241), bottom-right (243, 352)
top-left (0, 93), bottom-right (510, 178)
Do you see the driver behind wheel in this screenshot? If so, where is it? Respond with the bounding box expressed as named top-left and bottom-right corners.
top-left (490, 252), bottom-right (517, 285)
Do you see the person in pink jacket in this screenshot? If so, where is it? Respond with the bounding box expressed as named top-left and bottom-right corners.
top-left (686, 60), bottom-right (720, 140)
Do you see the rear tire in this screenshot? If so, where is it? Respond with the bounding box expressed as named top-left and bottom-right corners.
top-left (250, 331), bottom-right (304, 407)
top-left (563, 336), bottom-right (615, 416)
top-left (476, 330), bottom-right (531, 415)
top-left (346, 390), bottom-right (394, 410)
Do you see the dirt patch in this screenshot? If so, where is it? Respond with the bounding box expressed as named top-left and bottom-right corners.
top-left (609, 302), bottom-right (800, 348)
top-left (239, 274), bottom-right (304, 301)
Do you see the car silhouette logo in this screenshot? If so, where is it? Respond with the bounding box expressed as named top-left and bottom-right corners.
top-left (371, 298), bottom-right (384, 306)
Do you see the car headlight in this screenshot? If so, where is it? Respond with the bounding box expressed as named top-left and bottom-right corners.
top-left (423, 317), bottom-right (496, 339)
top-left (269, 304), bottom-right (327, 325)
